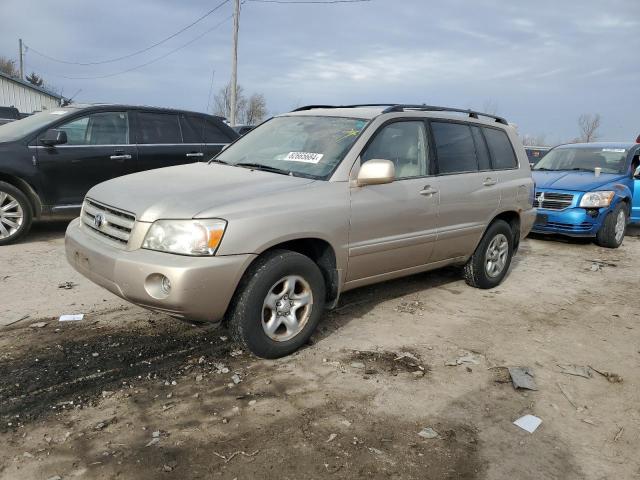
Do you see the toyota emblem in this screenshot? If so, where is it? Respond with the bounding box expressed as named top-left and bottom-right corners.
top-left (94, 213), bottom-right (105, 229)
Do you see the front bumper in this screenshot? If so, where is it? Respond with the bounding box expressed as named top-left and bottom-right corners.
top-left (65, 218), bottom-right (256, 322)
top-left (530, 207), bottom-right (606, 237)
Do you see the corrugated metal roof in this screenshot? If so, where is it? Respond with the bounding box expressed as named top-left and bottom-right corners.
top-left (0, 70), bottom-right (65, 100)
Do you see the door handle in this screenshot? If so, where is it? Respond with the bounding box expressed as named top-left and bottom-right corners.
top-left (186, 152), bottom-right (204, 158)
top-left (109, 154), bottom-right (131, 161)
top-left (420, 185), bottom-right (438, 196)
top-left (483, 177), bottom-right (497, 186)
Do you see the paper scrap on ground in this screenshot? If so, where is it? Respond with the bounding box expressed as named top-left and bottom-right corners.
top-left (508, 367), bottom-right (537, 390)
top-left (513, 414), bottom-right (542, 433)
top-left (558, 364), bottom-right (592, 379)
top-left (59, 314), bottom-right (84, 322)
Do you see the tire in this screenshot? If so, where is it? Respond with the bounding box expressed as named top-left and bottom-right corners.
top-left (0, 181), bottom-right (33, 246)
top-left (595, 202), bottom-right (627, 249)
top-left (227, 249), bottom-right (326, 359)
top-left (463, 220), bottom-right (514, 289)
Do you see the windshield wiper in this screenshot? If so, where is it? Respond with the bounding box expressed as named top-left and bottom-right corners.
top-left (533, 167), bottom-right (554, 171)
top-left (208, 158), bottom-right (229, 165)
top-left (569, 167), bottom-right (594, 172)
top-left (235, 162), bottom-right (291, 176)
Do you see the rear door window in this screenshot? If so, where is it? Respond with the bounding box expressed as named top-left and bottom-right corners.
top-left (431, 122), bottom-right (478, 174)
top-left (483, 127), bottom-right (518, 169)
top-left (137, 112), bottom-right (181, 144)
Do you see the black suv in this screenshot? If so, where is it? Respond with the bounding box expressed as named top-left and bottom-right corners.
top-left (0, 104), bottom-right (238, 244)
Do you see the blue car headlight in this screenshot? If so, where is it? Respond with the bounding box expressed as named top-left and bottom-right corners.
top-left (579, 191), bottom-right (615, 208)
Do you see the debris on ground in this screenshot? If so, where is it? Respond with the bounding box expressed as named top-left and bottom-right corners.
top-left (231, 374), bottom-right (241, 384)
top-left (350, 362), bottom-right (365, 369)
top-left (558, 364), bottom-right (592, 379)
top-left (326, 433), bottom-right (337, 443)
top-left (513, 414), bottom-right (542, 433)
top-left (212, 450), bottom-right (260, 464)
top-left (57, 281), bottom-right (77, 290)
top-left (507, 367), bottom-right (537, 390)
top-left (418, 427), bottom-right (439, 439)
top-left (557, 383), bottom-right (578, 409)
top-left (395, 300), bottom-right (425, 314)
top-left (163, 461), bottom-right (178, 472)
top-left (5, 314), bottom-right (30, 326)
top-left (346, 349), bottom-right (429, 376)
top-left (613, 426), bottom-right (624, 442)
top-left (230, 349), bottom-right (243, 357)
top-left (445, 353), bottom-right (481, 367)
top-left (94, 417), bottom-right (116, 430)
top-left (28, 322), bottom-right (48, 329)
top-left (590, 366), bottom-right (623, 383)
top-left (59, 314), bottom-right (84, 322)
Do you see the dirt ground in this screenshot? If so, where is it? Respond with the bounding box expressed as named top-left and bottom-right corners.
top-left (1, 221), bottom-right (639, 480)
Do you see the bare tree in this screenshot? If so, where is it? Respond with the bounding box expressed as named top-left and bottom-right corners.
top-left (482, 99), bottom-right (499, 116)
top-left (578, 113), bottom-right (601, 143)
top-left (26, 72), bottom-right (44, 87)
top-left (0, 56), bottom-right (19, 78)
top-left (244, 93), bottom-right (267, 125)
top-left (520, 134), bottom-right (547, 146)
top-left (213, 82), bottom-right (246, 122)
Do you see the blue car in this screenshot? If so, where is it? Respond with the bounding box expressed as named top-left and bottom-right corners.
top-left (531, 142), bottom-right (640, 248)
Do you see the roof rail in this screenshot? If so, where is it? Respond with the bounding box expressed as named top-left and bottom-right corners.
top-left (381, 104), bottom-right (508, 125)
top-left (291, 104), bottom-right (399, 112)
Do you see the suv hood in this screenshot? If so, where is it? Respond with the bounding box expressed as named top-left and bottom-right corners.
top-left (87, 163), bottom-right (316, 222)
top-left (532, 170), bottom-right (626, 192)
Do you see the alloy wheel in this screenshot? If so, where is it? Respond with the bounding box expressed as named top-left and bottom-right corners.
top-left (485, 233), bottom-right (509, 278)
top-left (0, 191), bottom-right (24, 240)
top-left (614, 209), bottom-right (626, 243)
top-left (262, 275), bottom-right (313, 342)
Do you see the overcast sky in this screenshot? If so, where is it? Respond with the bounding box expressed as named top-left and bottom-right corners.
top-left (1, 0), bottom-right (638, 143)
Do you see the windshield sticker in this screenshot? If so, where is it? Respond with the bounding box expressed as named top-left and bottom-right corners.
top-left (49, 110), bottom-right (68, 115)
top-left (284, 152), bottom-right (324, 164)
top-left (336, 128), bottom-right (361, 143)
top-left (602, 148), bottom-right (626, 153)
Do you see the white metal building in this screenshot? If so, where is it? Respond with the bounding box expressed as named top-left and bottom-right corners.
top-left (0, 71), bottom-right (66, 114)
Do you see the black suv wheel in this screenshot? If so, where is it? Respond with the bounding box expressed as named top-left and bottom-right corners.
top-left (0, 181), bottom-right (32, 246)
top-left (227, 249), bottom-right (326, 358)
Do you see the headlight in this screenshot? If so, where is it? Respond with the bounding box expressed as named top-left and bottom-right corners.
top-left (142, 219), bottom-right (226, 256)
top-left (579, 191), bottom-right (615, 208)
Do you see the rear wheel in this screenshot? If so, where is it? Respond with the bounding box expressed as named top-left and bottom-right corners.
top-left (227, 249), bottom-right (326, 359)
top-left (595, 203), bottom-right (627, 249)
top-left (463, 220), bottom-right (514, 289)
top-left (0, 181), bottom-right (32, 246)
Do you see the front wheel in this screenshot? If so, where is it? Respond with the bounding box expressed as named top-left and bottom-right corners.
top-left (226, 249), bottom-right (326, 359)
top-left (0, 181), bottom-right (33, 246)
top-left (595, 203), bottom-right (627, 249)
top-left (463, 220), bottom-right (514, 289)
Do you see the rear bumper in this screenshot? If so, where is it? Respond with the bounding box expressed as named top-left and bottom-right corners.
top-left (530, 207), bottom-right (606, 237)
top-left (65, 218), bottom-right (256, 321)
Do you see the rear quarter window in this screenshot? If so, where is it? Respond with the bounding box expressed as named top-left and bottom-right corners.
top-left (431, 121), bottom-right (479, 174)
top-left (483, 127), bottom-right (518, 169)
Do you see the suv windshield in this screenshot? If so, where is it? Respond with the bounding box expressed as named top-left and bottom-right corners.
top-left (0, 108), bottom-right (77, 142)
top-left (215, 115), bottom-right (369, 179)
top-left (533, 146), bottom-right (628, 174)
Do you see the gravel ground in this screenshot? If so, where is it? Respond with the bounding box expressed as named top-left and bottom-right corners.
top-left (0, 221), bottom-right (639, 479)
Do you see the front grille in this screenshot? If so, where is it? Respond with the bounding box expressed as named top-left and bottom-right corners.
top-left (82, 198), bottom-right (135, 246)
top-left (546, 221), bottom-right (593, 232)
top-left (535, 191), bottom-right (574, 210)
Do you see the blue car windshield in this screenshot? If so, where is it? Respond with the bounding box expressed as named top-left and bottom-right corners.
top-left (533, 146), bottom-right (628, 174)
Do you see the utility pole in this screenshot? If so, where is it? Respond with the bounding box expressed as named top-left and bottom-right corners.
top-left (18, 39), bottom-right (24, 80)
top-left (229, 0), bottom-right (240, 126)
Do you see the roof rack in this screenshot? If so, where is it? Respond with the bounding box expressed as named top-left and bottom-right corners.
top-left (381, 104), bottom-right (509, 125)
top-left (291, 104), bottom-right (397, 112)
top-left (291, 103), bottom-right (509, 125)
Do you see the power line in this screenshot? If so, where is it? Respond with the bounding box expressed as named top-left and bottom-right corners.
top-left (26, 15), bottom-right (233, 80)
top-left (24, 0), bottom-right (231, 66)
top-left (246, 0), bottom-right (371, 3)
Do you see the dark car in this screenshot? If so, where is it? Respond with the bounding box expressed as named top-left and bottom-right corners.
top-left (0, 104), bottom-right (238, 244)
top-left (233, 125), bottom-right (255, 136)
top-left (0, 106), bottom-right (20, 126)
top-left (524, 145), bottom-right (550, 166)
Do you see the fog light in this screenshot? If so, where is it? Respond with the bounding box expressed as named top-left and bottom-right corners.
top-left (161, 276), bottom-right (171, 294)
top-left (145, 273), bottom-right (172, 299)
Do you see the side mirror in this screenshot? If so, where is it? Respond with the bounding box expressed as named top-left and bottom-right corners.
top-left (357, 159), bottom-right (395, 186)
top-left (41, 129), bottom-right (67, 146)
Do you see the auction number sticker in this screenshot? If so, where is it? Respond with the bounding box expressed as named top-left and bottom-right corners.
top-left (284, 152), bottom-right (324, 163)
